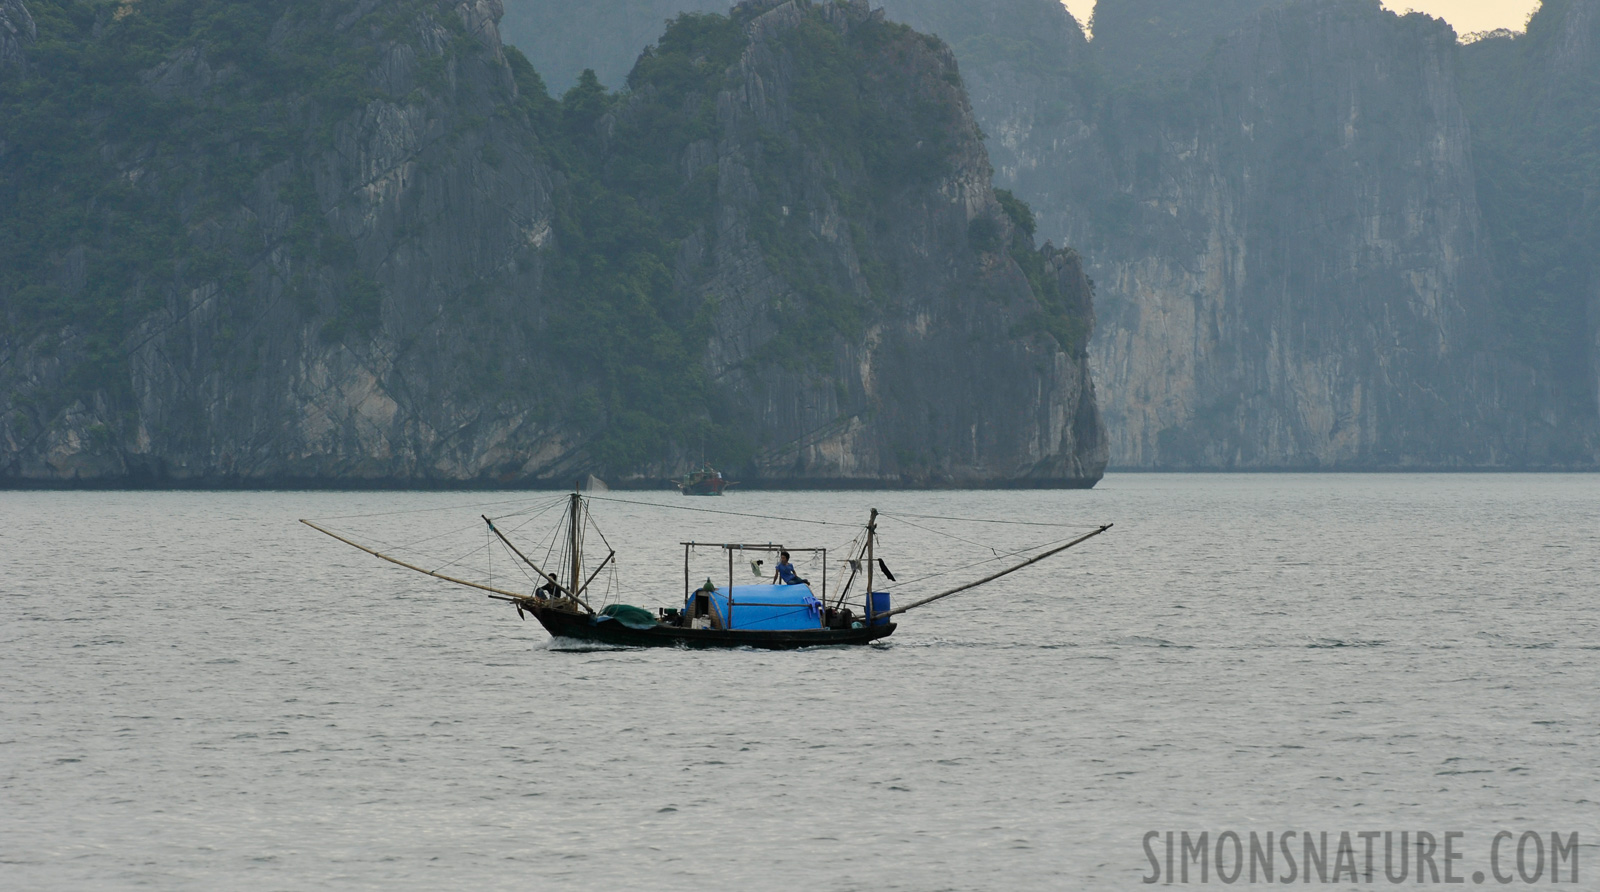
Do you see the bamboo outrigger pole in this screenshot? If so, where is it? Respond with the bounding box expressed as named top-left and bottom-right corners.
top-left (300, 519), bottom-right (528, 599)
top-left (877, 523), bottom-right (1113, 619)
top-left (482, 515), bottom-right (597, 614)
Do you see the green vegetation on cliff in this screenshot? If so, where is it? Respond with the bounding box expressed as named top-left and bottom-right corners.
top-left (519, 13), bottom-right (745, 468)
top-left (3, 0), bottom-right (1101, 483)
top-left (2, 0), bottom-right (192, 389)
top-left (0, 0), bottom-right (450, 389)
top-left (515, 3), bottom-right (1052, 467)
top-left (1461, 0), bottom-right (1600, 422)
top-left (478, 0), bottom-right (1600, 469)
top-left (739, 10), bottom-right (957, 354)
top-left (0, 1), bottom-right (756, 470)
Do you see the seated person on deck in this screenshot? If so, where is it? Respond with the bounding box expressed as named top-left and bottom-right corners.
top-left (773, 551), bottom-right (809, 586)
top-left (536, 572), bottom-right (560, 600)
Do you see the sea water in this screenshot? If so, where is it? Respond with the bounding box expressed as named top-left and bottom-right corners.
top-left (2, 475), bottom-right (1597, 889)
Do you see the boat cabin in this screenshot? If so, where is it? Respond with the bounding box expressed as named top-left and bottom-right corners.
top-left (667, 543), bottom-right (862, 631)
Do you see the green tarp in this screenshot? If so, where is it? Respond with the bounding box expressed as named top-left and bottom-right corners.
top-left (599, 604), bottom-right (658, 630)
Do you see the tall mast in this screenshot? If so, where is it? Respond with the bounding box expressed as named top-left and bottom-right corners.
top-left (865, 508), bottom-right (877, 622)
top-left (568, 485), bottom-right (582, 595)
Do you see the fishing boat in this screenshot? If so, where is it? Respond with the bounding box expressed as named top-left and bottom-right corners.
top-left (302, 489), bottom-right (1110, 650)
top-left (675, 464), bottom-right (735, 496)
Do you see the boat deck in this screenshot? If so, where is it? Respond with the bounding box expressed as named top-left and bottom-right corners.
top-left (530, 604), bottom-right (894, 649)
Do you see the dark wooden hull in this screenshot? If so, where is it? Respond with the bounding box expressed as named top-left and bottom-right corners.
top-left (678, 480), bottom-right (730, 495)
top-left (675, 470), bottom-right (734, 495)
top-left (528, 605), bottom-right (895, 649)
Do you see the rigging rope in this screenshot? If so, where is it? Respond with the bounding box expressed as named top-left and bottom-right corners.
top-left (583, 494), bottom-right (855, 526)
top-left (879, 510), bottom-right (1104, 528)
top-left (590, 510), bottom-right (614, 555)
top-left (312, 493), bottom-right (1102, 609)
top-left (310, 497), bottom-right (568, 581)
top-left (307, 519), bottom-right (492, 580)
top-left (431, 540), bottom-right (493, 576)
top-left (309, 494), bottom-right (567, 521)
top-left (883, 513), bottom-right (1001, 554)
top-left (483, 535), bottom-right (538, 585)
top-left (887, 534), bottom-right (1081, 589)
top-left (382, 519), bottom-right (486, 553)
top-left (420, 502), bottom-right (567, 578)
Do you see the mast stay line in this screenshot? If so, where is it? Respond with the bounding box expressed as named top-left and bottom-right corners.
top-left (300, 519), bottom-right (528, 600)
top-left (878, 523), bottom-right (1113, 619)
top-left (575, 550), bottom-right (615, 601)
top-left (482, 515), bottom-right (597, 614)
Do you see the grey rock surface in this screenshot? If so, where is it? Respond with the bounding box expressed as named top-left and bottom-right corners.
top-left (1461, 0), bottom-right (1600, 464)
top-left (682, 0), bottom-right (1106, 485)
top-left (0, 0), bottom-right (34, 71)
top-left (1063, 1), bottom-right (1522, 467)
top-left (910, 0), bottom-right (1597, 468)
top-left (0, 0), bottom-right (1105, 487)
top-left (3, 1), bottom-right (565, 484)
top-left (1086, 0), bottom-right (1294, 83)
top-left (138, 0), bottom-right (1600, 470)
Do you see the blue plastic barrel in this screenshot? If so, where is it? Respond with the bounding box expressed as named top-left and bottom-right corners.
top-left (868, 592), bottom-right (891, 625)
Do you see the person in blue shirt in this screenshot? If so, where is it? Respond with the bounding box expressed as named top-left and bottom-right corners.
top-left (773, 551), bottom-right (809, 586)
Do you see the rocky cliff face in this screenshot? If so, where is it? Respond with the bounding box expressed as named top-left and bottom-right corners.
top-left (497, 0), bottom-right (1095, 201)
top-left (0, 0), bottom-right (1105, 486)
top-left (1460, 0), bottom-right (1600, 463)
top-left (1086, 0), bottom-right (1292, 83)
top-left (0, 0), bottom-right (33, 71)
top-left (4, 0), bottom-right (565, 483)
top-left (871, 0), bottom-right (1093, 212)
top-left (1563, 2), bottom-right (1600, 436)
top-left (684, 1), bottom-right (1105, 485)
top-left (911, 0), bottom-right (1583, 467)
top-left (394, 0), bottom-right (1600, 469)
top-left (1066, 1), bottom-right (1527, 467)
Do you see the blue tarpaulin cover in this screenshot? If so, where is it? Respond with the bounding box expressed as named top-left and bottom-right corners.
top-left (689, 584), bottom-right (822, 631)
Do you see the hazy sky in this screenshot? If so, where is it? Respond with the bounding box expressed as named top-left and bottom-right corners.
top-left (1063, 0), bottom-right (1542, 38)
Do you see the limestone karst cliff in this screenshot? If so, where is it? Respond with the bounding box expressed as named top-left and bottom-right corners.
top-left (1461, 0), bottom-right (1600, 463)
top-left (890, 0), bottom-right (1598, 468)
top-left (681, 1), bottom-right (1105, 486)
top-left (1086, 0), bottom-right (1291, 83)
top-left (502, 0), bottom-right (1600, 468)
top-left (0, 0), bottom-right (33, 71)
top-left (17, 0), bottom-right (1599, 478)
top-left (0, 0), bottom-right (1106, 486)
top-left (1053, 1), bottom-right (1526, 467)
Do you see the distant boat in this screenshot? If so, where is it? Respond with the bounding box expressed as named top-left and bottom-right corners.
top-left (301, 489), bottom-right (1111, 650)
top-left (675, 464), bottom-right (735, 496)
